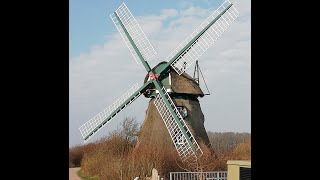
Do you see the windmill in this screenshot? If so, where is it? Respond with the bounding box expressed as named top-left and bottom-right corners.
top-left (79, 0), bottom-right (239, 163)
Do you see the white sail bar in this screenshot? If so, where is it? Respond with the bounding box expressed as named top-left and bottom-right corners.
top-left (79, 83), bottom-right (140, 141)
top-left (154, 87), bottom-right (203, 162)
top-left (110, 2), bottom-right (157, 64)
top-left (166, 0), bottom-right (239, 75)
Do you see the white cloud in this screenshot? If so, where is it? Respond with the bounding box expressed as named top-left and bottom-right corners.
top-left (161, 9), bottom-right (178, 18)
top-left (69, 0), bottom-right (251, 146)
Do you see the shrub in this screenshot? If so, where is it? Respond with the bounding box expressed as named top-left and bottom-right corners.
top-left (69, 145), bottom-right (84, 167)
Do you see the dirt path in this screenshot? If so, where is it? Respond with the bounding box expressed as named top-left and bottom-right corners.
top-left (69, 167), bottom-right (81, 180)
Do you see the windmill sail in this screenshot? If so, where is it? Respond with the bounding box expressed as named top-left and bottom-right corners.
top-left (78, 0), bottom-right (240, 163)
top-left (166, 0), bottom-right (239, 75)
top-left (110, 2), bottom-right (157, 64)
top-left (79, 82), bottom-right (151, 142)
top-left (154, 87), bottom-right (203, 162)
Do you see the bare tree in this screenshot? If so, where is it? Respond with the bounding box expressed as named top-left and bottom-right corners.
top-left (120, 117), bottom-right (140, 143)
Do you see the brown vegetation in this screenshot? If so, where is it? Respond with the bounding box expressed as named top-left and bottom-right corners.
top-left (69, 118), bottom-right (251, 179)
top-left (69, 144), bottom-right (84, 167)
top-left (207, 131), bottom-right (251, 155)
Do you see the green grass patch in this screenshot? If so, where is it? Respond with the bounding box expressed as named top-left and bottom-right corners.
top-left (77, 169), bottom-right (99, 180)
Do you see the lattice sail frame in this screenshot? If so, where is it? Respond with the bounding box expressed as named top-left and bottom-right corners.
top-left (166, 0), bottom-right (239, 75)
top-left (154, 87), bottom-right (203, 162)
top-left (110, 2), bottom-right (157, 64)
top-left (79, 83), bottom-right (140, 141)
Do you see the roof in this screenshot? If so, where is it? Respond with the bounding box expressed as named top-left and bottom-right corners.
top-left (170, 68), bottom-right (204, 97)
top-left (143, 62), bottom-right (204, 97)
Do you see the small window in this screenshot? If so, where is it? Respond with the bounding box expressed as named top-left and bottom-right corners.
top-left (177, 106), bottom-right (188, 118)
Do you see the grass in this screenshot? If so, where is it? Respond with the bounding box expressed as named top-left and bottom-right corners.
top-left (77, 169), bottom-right (99, 180)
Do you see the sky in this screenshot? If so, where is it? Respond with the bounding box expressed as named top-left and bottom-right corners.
top-left (69, 0), bottom-right (251, 147)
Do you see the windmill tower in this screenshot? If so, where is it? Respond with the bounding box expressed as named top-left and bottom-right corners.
top-left (137, 62), bottom-right (211, 152)
top-left (79, 0), bottom-right (239, 163)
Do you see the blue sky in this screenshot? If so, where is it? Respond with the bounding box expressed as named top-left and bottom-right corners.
top-left (69, 0), bottom-right (224, 58)
top-left (69, 0), bottom-right (251, 147)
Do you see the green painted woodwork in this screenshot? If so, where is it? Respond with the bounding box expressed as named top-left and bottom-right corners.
top-left (153, 62), bottom-right (169, 75)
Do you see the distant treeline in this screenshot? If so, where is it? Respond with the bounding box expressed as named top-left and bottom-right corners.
top-left (207, 131), bottom-right (251, 155)
top-left (69, 118), bottom-right (250, 179)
